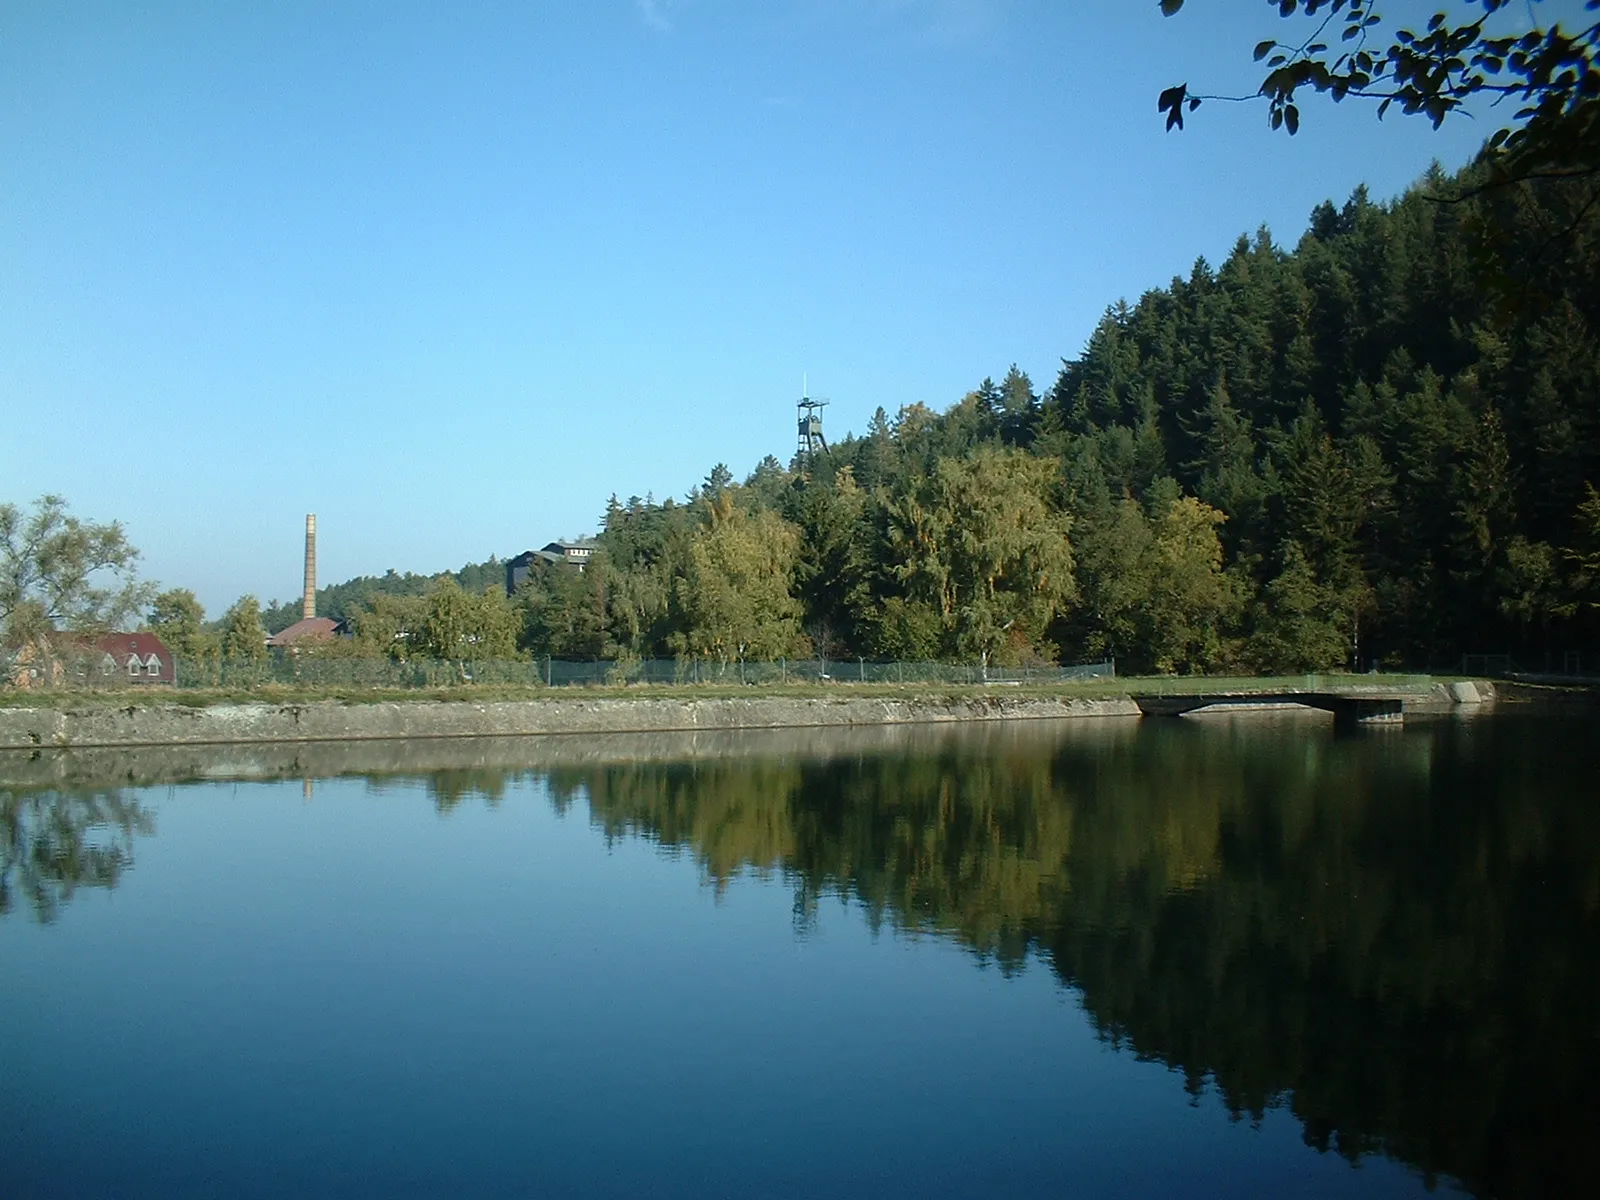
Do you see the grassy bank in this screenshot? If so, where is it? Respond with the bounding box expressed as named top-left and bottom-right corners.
top-left (0, 673), bottom-right (1445, 711)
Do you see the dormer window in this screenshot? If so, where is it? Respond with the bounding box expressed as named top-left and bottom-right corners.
top-left (101, 653), bottom-right (117, 675)
top-left (145, 654), bottom-right (162, 677)
top-left (126, 655), bottom-right (140, 677)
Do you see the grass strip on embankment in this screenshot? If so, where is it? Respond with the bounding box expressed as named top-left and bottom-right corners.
top-left (0, 673), bottom-right (1442, 711)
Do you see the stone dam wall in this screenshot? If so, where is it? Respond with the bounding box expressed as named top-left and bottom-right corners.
top-left (0, 683), bottom-right (1505, 752)
top-left (0, 694), bottom-right (1145, 750)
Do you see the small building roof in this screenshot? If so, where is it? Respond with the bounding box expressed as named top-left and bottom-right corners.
top-left (97, 632), bottom-right (174, 661)
top-left (510, 539), bottom-right (598, 570)
top-left (267, 617), bottom-right (341, 647)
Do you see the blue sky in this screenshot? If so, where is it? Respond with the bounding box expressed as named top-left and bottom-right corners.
top-left (2, 1), bottom-right (1516, 614)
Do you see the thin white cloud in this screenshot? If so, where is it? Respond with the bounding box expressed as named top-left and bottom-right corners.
top-left (918, 0), bottom-right (992, 45)
top-left (633, 0), bottom-right (1002, 42)
top-left (636, 0), bottom-right (675, 32)
top-left (792, 0), bottom-right (1003, 46)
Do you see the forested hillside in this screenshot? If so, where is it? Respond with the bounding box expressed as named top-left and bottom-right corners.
top-left (220, 160), bottom-right (1600, 674)
top-left (513, 159), bottom-right (1598, 673)
top-left (258, 558), bottom-right (504, 634)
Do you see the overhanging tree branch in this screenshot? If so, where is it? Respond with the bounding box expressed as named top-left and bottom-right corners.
top-left (1159, 1), bottom-right (1600, 186)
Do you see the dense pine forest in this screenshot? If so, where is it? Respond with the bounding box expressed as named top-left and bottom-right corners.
top-left (499, 161), bottom-right (1597, 674)
top-left (187, 160), bottom-right (1596, 675)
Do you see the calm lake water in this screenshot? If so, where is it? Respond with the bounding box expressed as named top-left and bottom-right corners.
top-left (2, 712), bottom-right (1596, 1199)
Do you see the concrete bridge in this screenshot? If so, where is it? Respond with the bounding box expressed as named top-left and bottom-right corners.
top-left (1131, 691), bottom-right (1406, 725)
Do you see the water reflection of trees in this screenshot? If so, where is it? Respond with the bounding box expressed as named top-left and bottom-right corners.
top-left (5, 719), bottom-right (1594, 1196)
top-left (417, 769), bottom-right (516, 812)
top-left (0, 787), bottom-right (154, 922)
top-left (557, 719), bottom-right (1600, 1200)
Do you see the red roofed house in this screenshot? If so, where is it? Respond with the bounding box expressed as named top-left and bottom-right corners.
top-left (96, 633), bottom-right (177, 686)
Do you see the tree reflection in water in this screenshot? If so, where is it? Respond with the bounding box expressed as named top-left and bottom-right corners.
top-left (548, 718), bottom-right (1600, 1200)
top-left (3, 717), bottom-right (1594, 1198)
top-left (0, 786), bottom-right (154, 923)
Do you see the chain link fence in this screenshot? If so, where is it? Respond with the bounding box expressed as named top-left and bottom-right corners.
top-left (8, 647), bottom-right (1459, 694)
top-left (66, 655), bottom-right (1116, 691)
top-left (534, 657), bottom-right (1117, 687)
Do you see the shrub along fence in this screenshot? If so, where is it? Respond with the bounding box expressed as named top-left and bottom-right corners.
top-left (154, 656), bottom-right (1118, 691)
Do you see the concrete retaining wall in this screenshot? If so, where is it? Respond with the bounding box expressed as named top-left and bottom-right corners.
top-left (0, 680), bottom-right (1506, 752)
top-left (0, 693), bottom-right (1144, 750)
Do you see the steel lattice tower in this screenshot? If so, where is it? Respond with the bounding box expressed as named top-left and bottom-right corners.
top-left (797, 393), bottom-right (828, 471)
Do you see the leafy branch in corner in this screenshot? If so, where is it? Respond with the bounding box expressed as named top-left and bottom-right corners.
top-left (1158, 1), bottom-right (1600, 186)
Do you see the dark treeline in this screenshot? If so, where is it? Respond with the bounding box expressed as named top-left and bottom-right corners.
top-left (515, 159), bottom-right (1599, 673)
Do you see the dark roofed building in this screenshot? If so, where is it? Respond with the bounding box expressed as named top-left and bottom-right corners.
top-left (506, 551), bottom-right (537, 594)
top-left (506, 538), bottom-right (598, 593)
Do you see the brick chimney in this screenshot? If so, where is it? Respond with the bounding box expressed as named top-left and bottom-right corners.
top-left (303, 514), bottom-right (317, 620)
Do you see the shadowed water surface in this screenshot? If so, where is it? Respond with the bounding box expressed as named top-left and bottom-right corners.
top-left (2, 714), bottom-right (1596, 1198)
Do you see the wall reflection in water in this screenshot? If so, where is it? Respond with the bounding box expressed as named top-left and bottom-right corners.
top-left (3, 714), bottom-right (1595, 1198)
